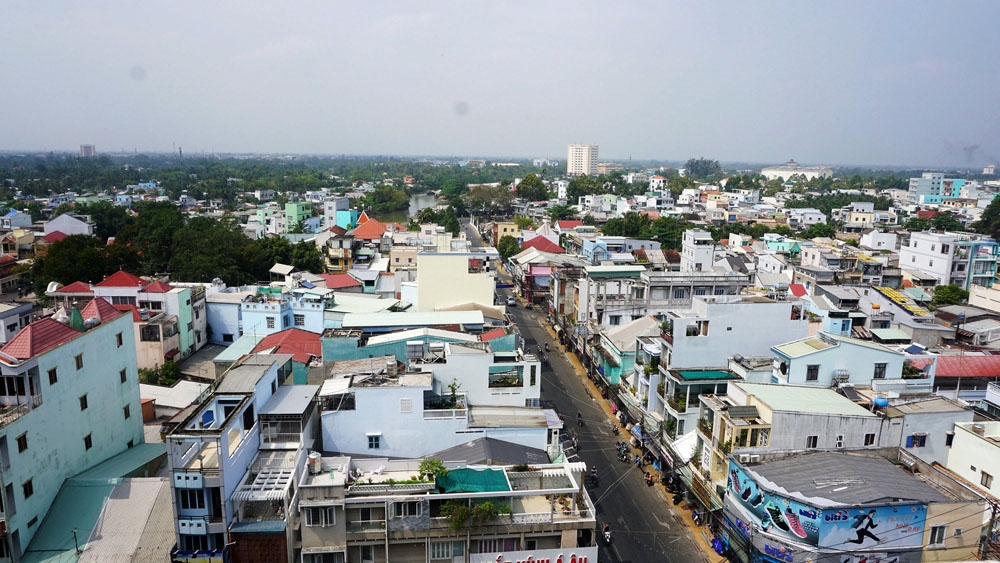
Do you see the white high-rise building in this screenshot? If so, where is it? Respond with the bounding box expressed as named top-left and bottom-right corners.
top-left (567, 144), bottom-right (598, 176)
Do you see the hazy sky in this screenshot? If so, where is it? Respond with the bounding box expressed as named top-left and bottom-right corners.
top-left (4, 1), bottom-right (1000, 167)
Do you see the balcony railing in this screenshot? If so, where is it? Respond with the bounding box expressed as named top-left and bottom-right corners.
top-left (0, 395), bottom-right (42, 430)
top-left (667, 396), bottom-right (687, 413)
top-left (347, 519), bottom-right (386, 533)
top-left (260, 432), bottom-right (301, 444)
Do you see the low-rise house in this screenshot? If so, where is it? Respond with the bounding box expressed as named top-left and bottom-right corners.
top-left (43, 212), bottom-right (95, 236)
top-left (723, 452), bottom-right (985, 563)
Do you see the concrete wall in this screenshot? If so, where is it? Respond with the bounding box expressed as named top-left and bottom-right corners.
top-left (667, 300), bottom-right (808, 370)
top-left (897, 408), bottom-right (973, 465)
top-left (416, 255), bottom-right (494, 312)
top-left (945, 422), bottom-right (1000, 499)
top-left (206, 301), bottom-right (242, 345)
top-left (775, 340), bottom-right (905, 387)
top-left (758, 412), bottom-right (897, 451)
top-left (1, 312), bottom-right (143, 556)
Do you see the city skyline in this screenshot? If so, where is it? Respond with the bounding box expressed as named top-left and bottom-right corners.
top-left (3, 2), bottom-right (1000, 167)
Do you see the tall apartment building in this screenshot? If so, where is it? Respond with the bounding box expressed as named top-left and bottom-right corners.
top-left (0, 298), bottom-right (144, 560)
top-left (566, 144), bottom-right (598, 177)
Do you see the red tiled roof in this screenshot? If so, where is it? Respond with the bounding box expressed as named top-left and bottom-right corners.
top-left (479, 328), bottom-right (507, 342)
top-left (42, 231), bottom-right (69, 243)
top-left (789, 283), bottom-right (808, 297)
top-left (140, 281), bottom-right (175, 293)
top-left (909, 355), bottom-right (1000, 378)
top-left (328, 225), bottom-right (347, 235)
top-left (0, 254), bottom-right (18, 266)
top-left (113, 304), bottom-right (142, 321)
top-left (96, 270), bottom-right (146, 288)
top-left (350, 219), bottom-right (406, 240)
top-left (522, 237), bottom-right (565, 254)
top-left (251, 328), bottom-right (322, 364)
top-left (639, 210), bottom-right (661, 220)
top-left (81, 297), bottom-right (125, 322)
top-left (356, 210), bottom-right (371, 225)
top-left (916, 210), bottom-right (939, 219)
top-left (557, 220), bottom-right (583, 229)
top-left (52, 281), bottom-right (94, 294)
top-left (1, 317), bottom-right (81, 360)
top-left (317, 274), bottom-right (362, 289)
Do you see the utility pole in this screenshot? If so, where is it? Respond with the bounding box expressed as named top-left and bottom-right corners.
top-left (981, 498), bottom-right (999, 560)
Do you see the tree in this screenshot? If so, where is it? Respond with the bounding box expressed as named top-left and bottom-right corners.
top-left (684, 158), bottom-right (722, 181)
top-left (546, 204), bottom-right (577, 222)
top-left (905, 212), bottom-right (962, 232)
top-left (567, 175), bottom-right (602, 200)
top-left (582, 214), bottom-right (597, 226)
top-left (497, 235), bottom-right (521, 260)
top-left (116, 201), bottom-right (185, 275)
top-left (800, 222), bottom-right (838, 239)
top-left (602, 212), bottom-right (651, 238)
top-left (513, 215), bottom-right (536, 230)
top-left (290, 240), bottom-right (324, 273)
top-left (932, 284), bottom-right (969, 307)
top-left (972, 195), bottom-right (1000, 238)
top-left (516, 173), bottom-right (549, 202)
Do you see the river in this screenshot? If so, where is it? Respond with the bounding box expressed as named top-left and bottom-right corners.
top-left (378, 192), bottom-right (442, 224)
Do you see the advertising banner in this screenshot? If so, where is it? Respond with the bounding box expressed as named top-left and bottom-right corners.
top-left (726, 461), bottom-right (927, 552)
top-left (818, 505), bottom-right (926, 550)
top-left (727, 461), bottom-right (823, 546)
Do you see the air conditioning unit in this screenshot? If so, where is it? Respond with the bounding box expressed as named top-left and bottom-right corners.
top-left (738, 454), bottom-right (751, 463)
top-left (749, 455), bottom-right (761, 464)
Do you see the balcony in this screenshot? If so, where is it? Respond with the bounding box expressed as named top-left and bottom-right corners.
top-left (666, 395), bottom-right (687, 414)
top-left (347, 519), bottom-right (386, 533)
top-left (171, 546), bottom-right (229, 563)
top-left (0, 395), bottom-right (43, 430)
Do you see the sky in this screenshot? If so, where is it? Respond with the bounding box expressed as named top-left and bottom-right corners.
top-left (3, 1), bottom-right (1000, 167)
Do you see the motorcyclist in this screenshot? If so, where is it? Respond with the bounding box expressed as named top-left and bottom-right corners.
top-left (603, 523), bottom-right (612, 542)
top-left (591, 467), bottom-right (598, 483)
top-left (577, 412), bottom-right (583, 427)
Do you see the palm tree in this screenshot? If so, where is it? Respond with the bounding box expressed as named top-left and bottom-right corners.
top-left (546, 204), bottom-right (578, 222)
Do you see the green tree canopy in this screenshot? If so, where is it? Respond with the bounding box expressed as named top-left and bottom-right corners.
top-left (497, 235), bottom-right (521, 260)
top-left (971, 196), bottom-right (1000, 238)
top-left (516, 173), bottom-right (549, 202)
top-left (684, 158), bottom-right (722, 181)
top-left (546, 204), bottom-right (578, 222)
top-left (931, 284), bottom-right (969, 307)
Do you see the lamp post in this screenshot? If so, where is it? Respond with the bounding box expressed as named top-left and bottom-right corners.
top-left (72, 528), bottom-right (81, 555)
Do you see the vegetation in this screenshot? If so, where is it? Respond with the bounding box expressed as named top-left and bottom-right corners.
top-left (972, 195), bottom-right (1000, 238)
top-left (516, 173), bottom-right (549, 202)
top-left (546, 204), bottom-right (578, 222)
top-left (497, 235), bottom-right (521, 260)
top-left (931, 284), bottom-right (969, 307)
top-left (362, 185), bottom-right (410, 214)
top-left (684, 157), bottom-right (722, 181)
top-left (904, 212), bottom-right (963, 232)
top-left (412, 206), bottom-right (460, 235)
top-left (139, 360), bottom-right (181, 387)
top-left (440, 500), bottom-right (511, 531)
top-left (513, 215), bottom-right (536, 230)
top-left (418, 458), bottom-right (450, 480)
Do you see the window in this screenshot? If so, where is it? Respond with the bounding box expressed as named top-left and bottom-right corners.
top-left (26, 516), bottom-right (37, 527)
top-left (806, 436), bottom-right (818, 449)
top-left (609, 315), bottom-right (621, 326)
top-left (393, 501), bottom-right (421, 517)
top-left (929, 525), bottom-right (947, 546)
top-left (222, 333), bottom-right (234, 343)
top-left (48, 368), bottom-right (57, 385)
top-left (266, 316), bottom-right (275, 329)
top-left (79, 394), bottom-right (88, 411)
top-left (946, 431), bottom-right (955, 447)
top-left (478, 539), bottom-right (517, 553)
top-left (294, 314), bottom-right (305, 327)
top-left (929, 260), bottom-right (934, 267)
top-left (530, 365), bottom-right (537, 386)
top-left (179, 489), bottom-right (205, 509)
top-left (84, 434), bottom-right (93, 450)
top-left (16, 433), bottom-right (27, 453)
top-left (912, 256), bottom-right (916, 263)
top-left (982, 471), bottom-right (994, 489)
top-left (906, 434), bottom-right (927, 448)
top-left (304, 506), bottom-right (336, 527)
top-left (431, 541), bottom-right (464, 560)
top-left (123, 405), bottom-right (131, 419)
top-left (864, 433), bottom-right (876, 446)
top-left (399, 398), bottom-right (412, 413)
top-left (120, 369), bottom-right (127, 383)
top-left (368, 435), bottom-right (380, 449)
top-left (75, 354), bottom-right (83, 370)
top-left (806, 365), bottom-right (819, 381)
top-left (360, 546), bottom-right (374, 563)
top-left (22, 478), bottom-right (33, 499)
top-left (835, 435), bottom-right (844, 448)
top-left (116, 332), bottom-right (123, 347)
top-left (873, 363), bottom-right (887, 379)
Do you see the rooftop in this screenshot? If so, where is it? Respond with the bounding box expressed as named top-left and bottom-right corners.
top-left (0, 316), bottom-right (82, 361)
top-left (746, 451), bottom-right (952, 507)
top-left (468, 406), bottom-right (561, 429)
top-left (96, 269), bottom-right (147, 288)
top-left (260, 384), bottom-right (319, 416)
top-left (341, 311), bottom-right (484, 329)
top-left (671, 369), bottom-right (738, 381)
top-left (735, 382), bottom-right (875, 417)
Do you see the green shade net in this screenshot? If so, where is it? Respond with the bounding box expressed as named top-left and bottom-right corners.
top-left (435, 468), bottom-right (511, 493)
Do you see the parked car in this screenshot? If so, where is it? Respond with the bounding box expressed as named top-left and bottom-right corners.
top-left (507, 296), bottom-right (516, 306)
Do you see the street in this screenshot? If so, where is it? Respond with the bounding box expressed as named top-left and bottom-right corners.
top-left (466, 220), bottom-right (711, 563)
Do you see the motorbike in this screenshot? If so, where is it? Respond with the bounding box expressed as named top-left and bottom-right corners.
top-left (610, 422), bottom-right (619, 436)
top-left (672, 492), bottom-right (685, 505)
top-left (603, 525), bottom-right (612, 545)
top-left (590, 471), bottom-right (599, 486)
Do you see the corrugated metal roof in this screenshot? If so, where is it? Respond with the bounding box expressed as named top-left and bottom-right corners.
top-left (216, 363), bottom-right (271, 393)
top-left (735, 383), bottom-right (875, 417)
top-left (910, 354), bottom-right (1000, 378)
top-left (77, 479), bottom-right (172, 563)
top-left (747, 452), bottom-right (951, 507)
top-left (140, 380), bottom-right (209, 410)
top-left (260, 385), bottom-right (319, 415)
top-left (342, 311), bottom-right (484, 328)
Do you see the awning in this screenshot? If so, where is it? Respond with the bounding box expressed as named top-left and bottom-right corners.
top-left (630, 424), bottom-right (643, 440)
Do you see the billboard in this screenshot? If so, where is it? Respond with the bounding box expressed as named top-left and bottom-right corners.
top-left (818, 505), bottom-right (926, 550)
top-left (470, 547), bottom-right (599, 563)
top-left (726, 461), bottom-right (927, 551)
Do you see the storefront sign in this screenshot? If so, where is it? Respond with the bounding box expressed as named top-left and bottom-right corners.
top-left (470, 547), bottom-right (599, 563)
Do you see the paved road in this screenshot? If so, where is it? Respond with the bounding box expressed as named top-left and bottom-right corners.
top-left (465, 220), bottom-right (710, 563)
